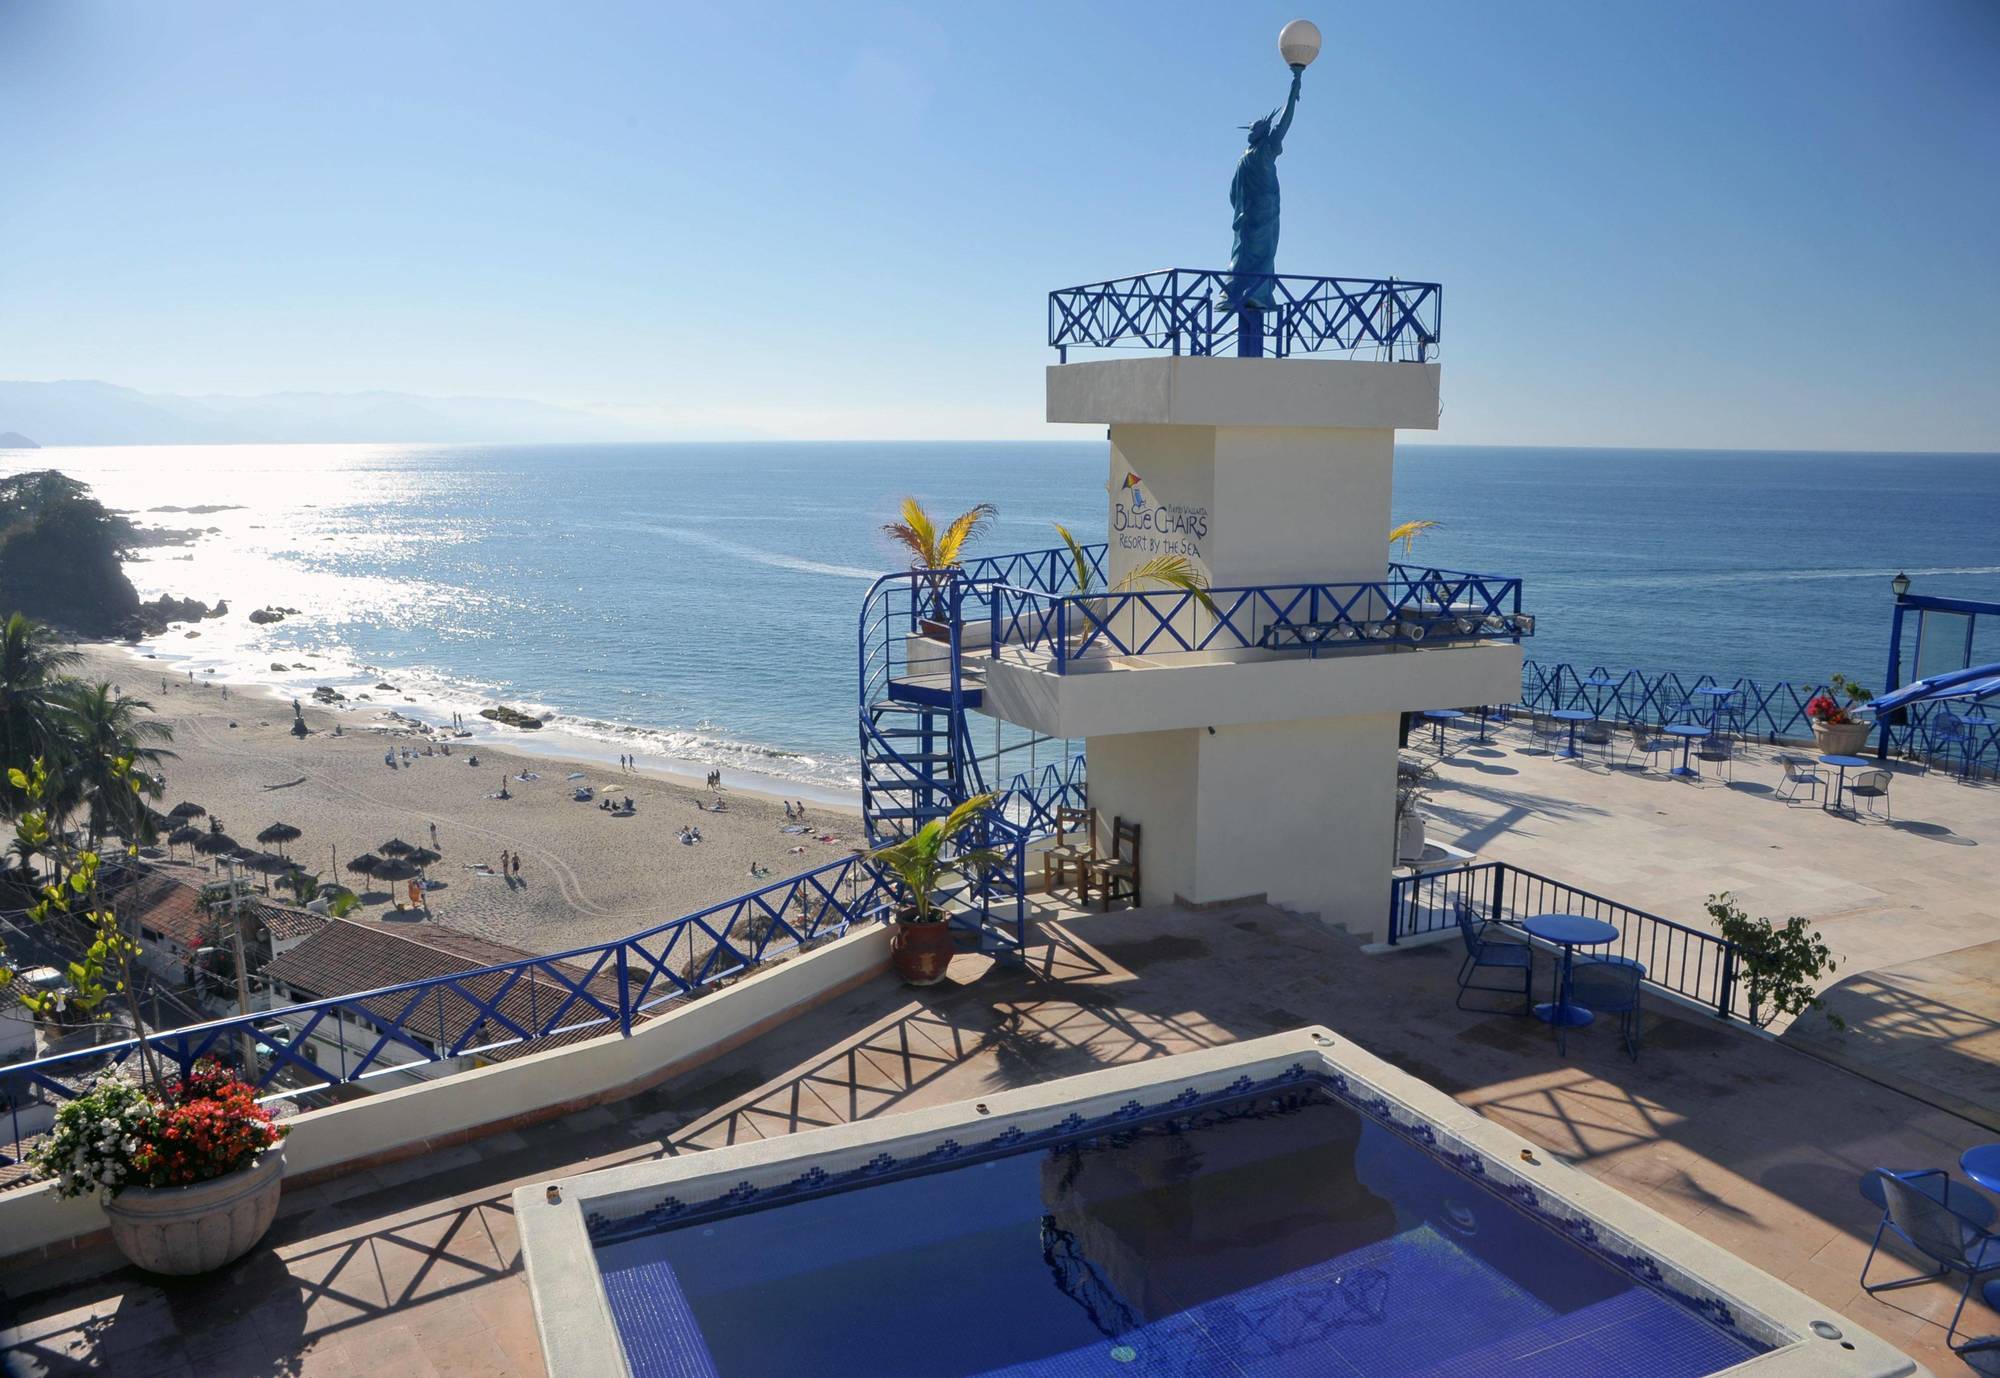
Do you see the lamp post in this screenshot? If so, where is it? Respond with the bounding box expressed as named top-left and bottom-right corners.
top-left (1878, 573), bottom-right (1913, 760)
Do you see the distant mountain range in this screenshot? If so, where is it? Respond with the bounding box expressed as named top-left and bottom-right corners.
top-left (0, 380), bottom-right (652, 445)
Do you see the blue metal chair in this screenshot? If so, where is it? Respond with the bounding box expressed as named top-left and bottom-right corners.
top-left (1927, 715), bottom-right (1971, 780)
top-left (1847, 768), bottom-right (1893, 819)
top-left (1860, 1167), bottom-right (2000, 1350)
top-left (1453, 898), bottom-right (1531, 1014)
top-left (1694, 732), bottom-right (1735, 781)
top-left (1624, 724), bottom-right (1678, 774)
top-left (1566, 958), bottom-right (1642, 1059)
top-left (1774, 752), bottom-right (1823, 804)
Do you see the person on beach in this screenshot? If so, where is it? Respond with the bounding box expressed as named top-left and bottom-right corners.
top-left (408, 877), bottom-right (423, 910)
top-left (499, 848), bottom-right (510, 879)
top-left (783, 801), bottom-right (795, 820)
top-left (429, 822), bottom-right (439, 851)
top-left (511, 852), bottom-right (521, 881)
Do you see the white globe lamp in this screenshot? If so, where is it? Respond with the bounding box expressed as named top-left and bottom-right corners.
top-left (1279, 19), bottom-right (1322, 72)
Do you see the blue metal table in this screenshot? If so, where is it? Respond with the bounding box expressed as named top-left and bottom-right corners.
top-left (1580, 674), bottom-right (1618, 718)
top-left (1522, 913), bottom-right (1621, 1027)
top-left (1692, 685), bottom-right (1736, 734)
top-left (1423, 708), bottom-right (1466, 755)
top-left (1665, 723), bottom-right (1708, 777)
top-left (1819, 754), bottom-right (1871, 813)
top-left (1550, 709), bottom-right (1595, 761)
top-left (1962, 1145), bottom-right (2000, 1195)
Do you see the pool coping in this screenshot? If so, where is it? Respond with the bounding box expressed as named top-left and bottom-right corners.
top-left (514, 1026), bottom-right (1925, 1378)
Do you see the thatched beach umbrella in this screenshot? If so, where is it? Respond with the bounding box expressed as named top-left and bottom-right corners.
top-left (256, 822), bottom-right (303, 858)
top-left (373, 856), bottom-right (419, 883)
top-left (377, 838), bottom-right (417, 859)
top-left (166, 823), bottom-right (203, 858)
top-left (404, 847), bottom-right (441, 873)
top-left (373, 855), bottom-right (422, 908)
top-left (192, 831), bottom-right (238, 857)
top-left (168, 801), bottom-right (207, 822)
top-left (345, 853), bottom-right (383, 881)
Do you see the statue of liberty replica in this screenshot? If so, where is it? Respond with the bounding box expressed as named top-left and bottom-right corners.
top-left (1222, 21), bottom-right (1321, 353)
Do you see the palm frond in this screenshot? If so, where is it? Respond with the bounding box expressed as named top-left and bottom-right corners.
top-left (1053, 522), bottom-right (1095, 594)
top-left (1111, 554), bottom-right (1218, 616)
top-left (935, 503), bottom-right (997, 568)
top-left (1388, 519), bottom-right (1441, 555)
top-left (881, 495), bottom-right (941, 568)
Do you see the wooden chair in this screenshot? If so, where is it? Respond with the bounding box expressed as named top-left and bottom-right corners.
top-left (1040, 806), bottom-right (1096, 901)
top-left (1081, 816), bottom-right (1141, 912)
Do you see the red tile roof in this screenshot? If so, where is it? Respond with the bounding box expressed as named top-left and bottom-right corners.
top-left (100, 865), bottom-right (216, 952)
top-left (261, 920), bottom-right (624, 1058)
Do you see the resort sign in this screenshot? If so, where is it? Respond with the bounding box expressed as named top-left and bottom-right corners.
top-left (1112, 469), bottom-right (1208, 561)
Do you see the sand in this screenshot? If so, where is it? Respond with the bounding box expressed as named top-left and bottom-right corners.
top-left (77, 646), bottom-right (864, 955)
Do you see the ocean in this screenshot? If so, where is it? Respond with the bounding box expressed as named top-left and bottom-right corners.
top-left (7, 442), bottom-right (1997, 793)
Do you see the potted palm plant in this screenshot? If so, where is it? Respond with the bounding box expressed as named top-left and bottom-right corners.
top-left (882, 498), bottom-right (997, 635)
top-left (866, 793), bottom-right (1005, 986)
top-left (1806, 673), bottom-right (1873, 755)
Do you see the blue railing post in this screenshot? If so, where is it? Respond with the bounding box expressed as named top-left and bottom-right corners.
top-left (1056, 599), bottom-right (1068, 675)
top-left (1488, 861), bottom-right (1507, 928)
top-left (990, 586), bottom-right (1001, 660)
top-left (1387, 876), bottom-right (1403, 945)
top-left (1717, 946), bottom-right (1737, 1022)
top-left (615, 946), bottom-right (633, 1036)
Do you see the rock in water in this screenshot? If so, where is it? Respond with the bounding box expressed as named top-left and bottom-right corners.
top-left (479, 705), bottom-right (544, 730)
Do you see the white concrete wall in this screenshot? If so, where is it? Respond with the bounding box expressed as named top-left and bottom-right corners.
top-left (0, 924), bottom-right (892, 1261)
top-left (1082, 730), bottom-right (1200, 913)
top-left (1193, 715), bottom-right (1398, 935)
top-left (1212, 427), bottom-right (1394, 586)
top-left (984, 640), bottom-right (1522, 741)
top-left (1048, 358), bottom-right (1441, 431)
top-left (1084, 715), bottom-right (1397, 937)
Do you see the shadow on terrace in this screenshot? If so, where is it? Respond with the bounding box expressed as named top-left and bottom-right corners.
top-left (2, 899), bottom-right (1991, 1377)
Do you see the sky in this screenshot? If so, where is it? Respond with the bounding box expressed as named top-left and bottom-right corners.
top-left (2, 0), bottom-right (1996, 449)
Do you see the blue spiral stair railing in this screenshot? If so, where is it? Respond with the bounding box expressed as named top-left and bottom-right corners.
top-left (858, 548), bottom-right (1104, 958)
top-left (858, 568), bottom-right (1025, 956)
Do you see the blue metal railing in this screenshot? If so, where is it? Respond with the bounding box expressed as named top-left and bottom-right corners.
top-left (1520, 659), bottom-right (1998, 777)
top-left (1388, 861), bottom-right (1750, 1022)
top-left (0, 853), bottom-right (897, 1166)
top-left (1049, 269), bottom-right (1441, 362)
top-left (986, 563), bottom-right (1526, 673)
top-left (959, 543), bottom-right (1102, 596)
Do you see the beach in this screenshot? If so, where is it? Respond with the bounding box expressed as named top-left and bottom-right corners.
top-left (78, 645), bottom-right (864, 955)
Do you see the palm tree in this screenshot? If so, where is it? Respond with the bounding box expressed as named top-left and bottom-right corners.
top-left (882, 498), bottom-right (997, 621)
top-left (51, 682), bottom-right (175, 845)
top-left (0, 613), bottom-right (80, 811)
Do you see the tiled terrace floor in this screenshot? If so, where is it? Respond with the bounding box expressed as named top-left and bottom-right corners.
top-left (4, 899), bottom-right (1994, 1376)
top-left (1422, 720), bottom-right (2000, 1126)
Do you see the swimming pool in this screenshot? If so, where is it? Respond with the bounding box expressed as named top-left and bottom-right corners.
top-left (519, 1029), bottom-right (1918, 1378)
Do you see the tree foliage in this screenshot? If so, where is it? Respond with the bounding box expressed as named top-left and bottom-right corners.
top-left (1706, 891), bottom-right (1843, 1031)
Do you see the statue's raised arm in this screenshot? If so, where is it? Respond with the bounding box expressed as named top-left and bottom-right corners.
top-left (1269, 70), bottom-right (1302, 153)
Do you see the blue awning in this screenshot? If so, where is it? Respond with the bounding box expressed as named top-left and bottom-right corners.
top-left (1869, 662), bottom-right (2000, 712)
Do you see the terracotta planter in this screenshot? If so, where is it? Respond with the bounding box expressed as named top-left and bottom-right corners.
top-left (1811, 720), bottom-right (1871, 756)
top-left (103, 1149), bottom-right (285, 1276)
top-left (890, 914), bottom-right (957, 986)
